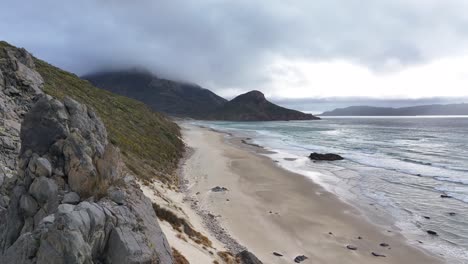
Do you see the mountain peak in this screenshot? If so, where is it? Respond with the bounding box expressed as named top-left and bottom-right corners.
top-left (232, 90), bottom-right (266, 103)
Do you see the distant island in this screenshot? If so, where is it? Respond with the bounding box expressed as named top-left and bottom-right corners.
top-left (320, 104), bottom-right (468, 116)
top-left (84, 70), bottom-right (319, 121)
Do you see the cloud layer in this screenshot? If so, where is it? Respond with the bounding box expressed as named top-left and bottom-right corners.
top-left (2, 0), bottom-right (468, 110)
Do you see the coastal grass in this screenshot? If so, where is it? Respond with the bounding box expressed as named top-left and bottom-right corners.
top-left (172, 248), bottom-right (189, 264)
top-left (31, 57), bottom-right (184, 183)
top-left (152, 203), bottom-right (212, 247)
top-left (217, 251), bottom-right (236, 263)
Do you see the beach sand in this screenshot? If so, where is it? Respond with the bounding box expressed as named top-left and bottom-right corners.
top-left (180, 123), bottom-right (444, 264)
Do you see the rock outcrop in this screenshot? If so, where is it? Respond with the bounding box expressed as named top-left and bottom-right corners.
top-left (0, 45), bottom-right (44, 201)
top-left (236, 250), bottom-right (263, 264)
top-left (0, 92), bottom-right (173, 263)
top-left (308, 152), bottom-right (344, 161)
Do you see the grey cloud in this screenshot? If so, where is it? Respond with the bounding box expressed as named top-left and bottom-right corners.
top-left (1, 0), bottom-right (468, 93)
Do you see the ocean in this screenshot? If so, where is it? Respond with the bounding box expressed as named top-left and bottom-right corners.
top-left (194, 117), bottom-right (468, 263)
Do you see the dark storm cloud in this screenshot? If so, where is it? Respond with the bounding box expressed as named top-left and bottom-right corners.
top-left (1, 0), bottom-right (468, 92)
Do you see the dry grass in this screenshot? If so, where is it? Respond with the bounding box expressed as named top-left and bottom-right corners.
top-left (217, 251), bottom-right (236, 263)
top-left (172, 248), bottom-right (189, 264)
top-left (152, 203), bottom-right (212, 247)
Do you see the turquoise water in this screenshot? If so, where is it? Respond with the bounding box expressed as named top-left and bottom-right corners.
top-left (194, 117), bottom-right (468, 263)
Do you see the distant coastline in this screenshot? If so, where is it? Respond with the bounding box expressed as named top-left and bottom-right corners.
top-left (320, 103), bottom-right (468, 116)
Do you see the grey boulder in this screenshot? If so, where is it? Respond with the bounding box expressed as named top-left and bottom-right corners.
top-left (28, 176), bottom-right (58, 204)
top-left (62, 192), bottom-right (80, 205)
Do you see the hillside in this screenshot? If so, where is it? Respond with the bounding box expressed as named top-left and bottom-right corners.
top-left (207, 90), bottom-right (320, 121)
top-left (83, 70), bottom-right (227, 118)
top-left (320, 104), bottom-right (468, 116)
top-left (0, 41), bottom-right (184, 184)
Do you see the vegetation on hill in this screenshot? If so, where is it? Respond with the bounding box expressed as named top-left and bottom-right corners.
top-left (25, 52), bottom-right (184, 183)
top-left (83, 70), bottom-right (227, 118)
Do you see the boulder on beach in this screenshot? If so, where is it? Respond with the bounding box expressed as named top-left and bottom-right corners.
top-left (236, 250), bottom-right (263, 264)
top-left (294, 255), bottom-right (308, 263)
top-left (211, 186), bottom-right (228, 192)
top-left (308, 152), bottom-right (344, 161)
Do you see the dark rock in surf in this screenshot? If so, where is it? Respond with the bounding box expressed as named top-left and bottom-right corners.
top-left (440, 194), bottom-right (452, 198)
top-left (346, 245), bottom-right (357, 250)
top-left (308, 152), bottom-right (344, 161)
top-left (294, 255), bottom-right (308, 263)
top-left (380, 243), bottom-right (389, 247)
top-left (372, 252), bottom-right (386, 257)
top-left (211, 186), bottom-right (228, 192)
top-left (427, 230), bottom-right (438, 236)
top-left (273, 252), bottom-right (283, 257)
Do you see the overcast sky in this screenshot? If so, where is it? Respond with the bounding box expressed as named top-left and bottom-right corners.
top-left (2, 0), bottom-right (468, 112)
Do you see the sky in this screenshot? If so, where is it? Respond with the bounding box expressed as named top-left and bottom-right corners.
top-left (1, 0), bottom-right (468, 113)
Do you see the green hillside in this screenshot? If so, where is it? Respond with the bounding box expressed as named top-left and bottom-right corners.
top-left (1, 41), bottom-right (184, 183)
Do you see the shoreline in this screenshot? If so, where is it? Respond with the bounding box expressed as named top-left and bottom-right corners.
top-left (179, 123), bottom-right (444, 263)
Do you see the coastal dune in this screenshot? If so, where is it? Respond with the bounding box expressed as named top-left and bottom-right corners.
top-left (180, 124), bottom-right (443, 264)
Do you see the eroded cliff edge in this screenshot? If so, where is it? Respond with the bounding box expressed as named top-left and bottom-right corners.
top-left (0, 44), bottom-right (173, 263)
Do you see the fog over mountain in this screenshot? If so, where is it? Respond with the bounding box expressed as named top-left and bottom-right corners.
top-left (2, 1), bottom-right (468, 110)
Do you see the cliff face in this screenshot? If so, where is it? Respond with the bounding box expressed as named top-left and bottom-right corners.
top-left (0, 43), bottom-right (44, 201)
top-left (83, 70), bottom-right (227, 118)
top-left (0, 42), bottom-right (174, 263)
top-left (207, 90), bottom-right (320, 121)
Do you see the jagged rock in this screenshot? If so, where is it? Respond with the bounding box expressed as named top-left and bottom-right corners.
top-left (106, 226), bottom-right (158, 264)
top-left (33, 157), bottom-right (52, 177)
top-left (236, 250), bottom-right (263, 264)
top-left (29, 176), bottom-right (58, 204)
top-left (57, 204), bottom-right (75, 214)
top-left (4, 86), bottom-right (21, 96)
top-left (108, 187), bottom-right (125, 205)
top-left (62, 192), bottom-right (80, 205)
top-left (20, 96), bottom-right (69, 155)
top-left (19, 194), bottom-right (38, 217)
top-left (0, 47), bottom-right (173, 263)
top-left (1, 96), bottom-right (173, 263)
top-left (309, 152), bottom-right (344, 161)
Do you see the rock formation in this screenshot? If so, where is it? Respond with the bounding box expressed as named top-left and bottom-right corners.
top-left (308, 152), bottom-right (344, 161)
top-left (207, 90), bottom-right (320, 121)
top-left (0, 45), bottom-right (44, 202)
top-left (0, 45), bottom-right (173, 263)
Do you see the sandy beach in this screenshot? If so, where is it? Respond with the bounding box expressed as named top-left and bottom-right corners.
top-left (179, 123), bottom-right (444, 264)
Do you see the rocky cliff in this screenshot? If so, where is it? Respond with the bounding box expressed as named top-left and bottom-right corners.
top-left (0, 43), bottom-right (173, 263)
top-left (206, 90), bottom-right (320, 121)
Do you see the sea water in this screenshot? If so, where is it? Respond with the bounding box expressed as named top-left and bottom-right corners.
top-left (193, 117), bottom-right (468, 263)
